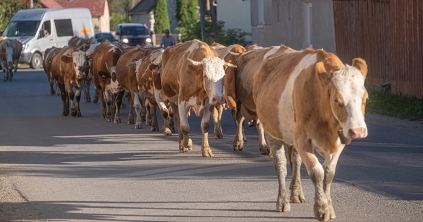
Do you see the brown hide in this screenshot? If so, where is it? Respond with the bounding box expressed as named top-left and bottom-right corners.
top-left (91, 42), bottom-right (123, 92)
top-left (161, 39), bottom-right (218, 105)
top-left (68, 36), bottom-right (97, 48)
top-left (43, 47), bottom-right (61, 80)
top-left (136, 48), bottom-right (164, 104)
top-left (49, 47), bottom-right (80, 85)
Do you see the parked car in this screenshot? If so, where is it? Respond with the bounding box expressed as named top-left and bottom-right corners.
top-left (95, 32), bottom-right (116, 43)
top-left (115, 23), bottom-right (151, 46)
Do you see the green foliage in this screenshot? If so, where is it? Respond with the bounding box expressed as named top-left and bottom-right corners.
top-left (154, 0), bottom-right (170, 34)
top-left (110, 13), bottom-right (127, 31)
top-left (366, 90), bottom-right (423, 121)
top-left (0, 0), bottom-right (27, 31)
top-left (176, 0), bottom-right (198, 29)
top-left (180, 20), bottom-right (250, 46)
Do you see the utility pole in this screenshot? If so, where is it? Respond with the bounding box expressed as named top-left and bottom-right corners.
top-left (198, 0), bottom-right (217, 42)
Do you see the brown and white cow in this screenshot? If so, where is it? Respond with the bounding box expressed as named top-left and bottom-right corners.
top-left (0, 38), bottom-right (22, 81)
top-left (115, 45), bottom-right (153, 129)
top-left (90, 41), bottom-right (124, 122)
top-left (130, 48), bottom-right (175, 135)
top-left (68, 36), bottom-right (97, 48)
top-left (210, 43), bottom-right (245, 139)
top-left (78, 42), bottom-right (101, 102)
top-left (224, 46), bottom-right (285, 155)
top-left (160, 39), bottom-right (236, 157)
top-left (252, 45), bottom-right (368, 221)
top-left (43, 47), bottom-right (61, 95)
top-left (49, 46), bottom-right (90, 116)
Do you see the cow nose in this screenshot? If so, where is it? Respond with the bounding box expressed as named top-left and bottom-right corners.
top-left (211, 96), bottom-right (224, 105)
top-left (349, 128), bottom-right (367, 140)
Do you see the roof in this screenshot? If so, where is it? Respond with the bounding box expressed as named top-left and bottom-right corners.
top-left (39, 0), bottom-right (110, 17)
top-left (129, 0), bottom-right (155, 14)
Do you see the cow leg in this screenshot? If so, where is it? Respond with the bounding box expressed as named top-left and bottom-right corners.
top-left (73, 87), bottom-right (82, 117)
top-left (266, 134), bottom-right (290, 212)
top-left (159, 106), bottom-right (172, 136)
top-left (211, 105), bottom-right (224, 139)
top-left (287, 145), bottom-right (306, 204)
top-left (145, 100), bottom-right (152, 126)
top-left (48, 72), bottom-right (55, 95)
top-left (55, 80), bottom-right (60, 96)
top-left (9, 67), bottom-right (13, 81)
top-left (127, 91), bottom-right (135, 125)
top-left (120, 91), bottom-right (126, 108)
top-left (58, 83), bottom-right (69, 116)
top-left (113, 90), bottom-right (124, 123)
top-left (321, 144), bottom-right (345, 220)
top-left (256, 121), bottom-right (270, 155)
top-left (295, 135), bottom-right (340, 222)
top-left (140, 93), bottom-right (147, 122)
top-left (14, 59), bottom-right (18, 73)
top-left (66, 82), bottom-right (80, 117)
top-left (133, 92), bottom-right (143, 129)
top-left (93, 84), bottom-right (99, 103)
top-left (233, 112), bottom-right (246, 151)
top-left (169, 106), bottom-right (176, 133)
top-left (173, 102), bottom-right (192, 153)
top-left (103, 90), bottom-right (113, 122)
top-left (149, 103), bottom-right (159, 132)
top-left (84, 79), bottom-right (91, 102)
top-left (201, 104), bottom-right (214, 157)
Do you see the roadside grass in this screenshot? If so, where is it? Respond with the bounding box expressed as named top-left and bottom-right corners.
top-left (367, 90), bottom-right (423, 121)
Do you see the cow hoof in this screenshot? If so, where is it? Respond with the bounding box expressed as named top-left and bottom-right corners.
top-left (291, 195), bottom-right (306, 204)
top-left (163, 128), bottom-right (172, 136)
top-left (233, 141), bottom-right (244, 151)
top-left (127, 118), bottom-right (134, 124)
top-left (145, 120), bottom-right (152, 126)
top-left (114, 118), bottom-right (121, 123)
top-left (71, 110), bottom-right (77, 117)
top-left (202, 150), bottom-right (214, 157)
top-left (93, 98), bottom-right (98, 103)
top-left (187, 139), bottom-right (193, 150)
top-left (106, 117), bottom-right (112, 122)
top-left (276, 202), bottom-right (291, 213)
top-left (214, 131), bottom-right (223, 139)
top-left (135, 123), bottom-right (143, 129)
top-left (260, 145), bottom-right (270, 155)
top-left (150, 126), bottom-right (159, 132)
top-left (314, 201), bottom-right (330, 222)
top-left (50, 89), bottom-right (55, 95)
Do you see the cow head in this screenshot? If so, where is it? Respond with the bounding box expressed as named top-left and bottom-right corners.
top-left (61, 48), bottom-right (90, 80)
top-left (188, 56), bottom-right (236, 105)
top-left (317, 57), bottom-right (368, 144)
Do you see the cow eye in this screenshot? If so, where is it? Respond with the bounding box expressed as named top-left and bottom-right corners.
top-left (334, 98), bottom-right (343, 107)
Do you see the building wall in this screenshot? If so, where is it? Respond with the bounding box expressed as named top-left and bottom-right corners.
top-left (217, 0), bottom-right (252, 42)
top-left (92, 2), bottom-right (110, 32)
top-left (251, 0), bottom-right (336, 53)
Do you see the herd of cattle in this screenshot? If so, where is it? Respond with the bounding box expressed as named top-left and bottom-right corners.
top-left (2, 35), bottom-right (369, 221)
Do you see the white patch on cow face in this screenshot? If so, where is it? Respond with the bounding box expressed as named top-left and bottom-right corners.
top-left (5, 47), bottom-right (13, 64)
top-left (263, 46), bottom-right (280, 61)
top-left (71, 51), bottom-right (88, 80)
top-left (277, 52), bottom-right (318, 144)
top-left (201, 56), bottom-right (226, 105)
top-left (331, 65), bottom-right (367, 139)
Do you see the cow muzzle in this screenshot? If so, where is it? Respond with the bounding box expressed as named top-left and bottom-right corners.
top-left (211, 96), bottom-right (224, 105)
top-left (349, 128), bottom-right (367, 140)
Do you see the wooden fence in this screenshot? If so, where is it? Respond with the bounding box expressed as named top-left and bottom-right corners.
top-left (333, 0), bottom-right (423, 98)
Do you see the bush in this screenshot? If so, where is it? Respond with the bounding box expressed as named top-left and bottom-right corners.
top-left (154, 0), bottom-right (170, 34)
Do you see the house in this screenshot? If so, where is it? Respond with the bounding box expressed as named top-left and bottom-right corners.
top-left (216, 0), bottom-right (251, 42)
top-left (38, 0), bottom-right (111, 32)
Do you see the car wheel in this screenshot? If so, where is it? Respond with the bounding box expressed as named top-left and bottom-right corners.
top-left (30, 53), bottom-right (43, 69)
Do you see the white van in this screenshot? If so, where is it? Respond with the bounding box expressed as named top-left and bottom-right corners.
top-left (1, 8), bottom-right (94, 69)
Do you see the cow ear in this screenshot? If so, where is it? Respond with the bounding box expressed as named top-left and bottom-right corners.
top-left (61, 54), bottom-right (72, 63)
top-left (148, 63), bottom-right (158, 72)
top-left (316, 62), bottom-right (330, 84)
top-left (98, 71), bottom-right (111, 79)
top-left (352, 58), bottom-right (367, 78)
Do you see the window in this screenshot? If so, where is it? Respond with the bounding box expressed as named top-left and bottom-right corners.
top-left (54, 19), bottom-right (73, 37)
top-left (2, 21), bottom-right (40, 37)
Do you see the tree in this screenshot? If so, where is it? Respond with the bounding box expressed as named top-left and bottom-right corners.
top-left (176, 0), bottom-right (198, 29)
top-left (154, 0), bottom-right (170, 34)
top-left (0, 0), bottom-right (27, 31)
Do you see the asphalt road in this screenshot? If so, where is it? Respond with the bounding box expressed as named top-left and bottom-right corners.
top-left (0, 69), bottom-right (422, 222)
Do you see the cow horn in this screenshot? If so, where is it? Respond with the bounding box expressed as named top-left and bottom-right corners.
top-left (224, 62), bottom-right (237, 68)
top-left (105, 62), bottom-right (112, 72)
top-left (228, 51), bottom-right (240, 56)
top-left (187, 58), bottom-right (202, 66)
